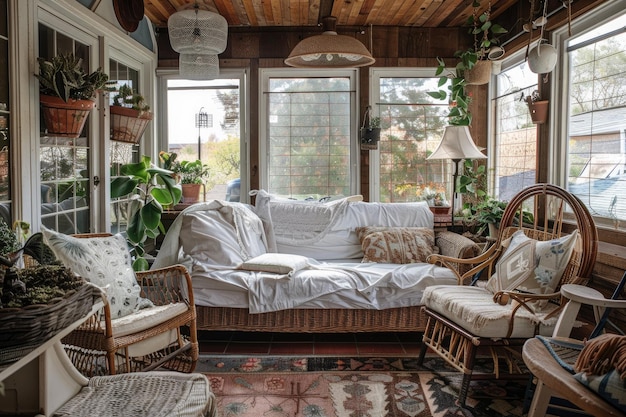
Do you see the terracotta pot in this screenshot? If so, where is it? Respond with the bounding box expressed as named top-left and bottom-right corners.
top-left (181, 183), bottom-right (202, 204)
top-left (464, 60), bottom-right (492, 85)
top-left (528, 100), bottom-right (549, 124)
top-left (40, 95), bottom-right (94, 138)
top-left (110, 106), bottom-right (153, 143)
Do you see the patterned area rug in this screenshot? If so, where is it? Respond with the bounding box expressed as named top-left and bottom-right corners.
top-left (198, 356), bottom-right (529, 417)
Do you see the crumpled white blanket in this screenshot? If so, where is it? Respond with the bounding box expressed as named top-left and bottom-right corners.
top-left (152, 200), bottom-right (457, 313)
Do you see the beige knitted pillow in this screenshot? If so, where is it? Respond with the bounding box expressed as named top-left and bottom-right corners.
top-left (356, 227), bottom-right (436, 264)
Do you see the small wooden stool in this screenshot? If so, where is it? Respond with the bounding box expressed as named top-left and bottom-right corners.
top-left (52, 371), bottom-right (216, 416)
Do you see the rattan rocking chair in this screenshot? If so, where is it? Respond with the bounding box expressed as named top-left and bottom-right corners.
top-left (58, 234), bottom-right (199, 377)
top-left (418, 183), bottom-right (598, 405)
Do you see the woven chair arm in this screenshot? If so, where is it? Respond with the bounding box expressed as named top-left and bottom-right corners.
top-left (493, 290), bottom-right (563, 338)
top-left (75, 290), bottom-right (112, 338)
top-left (428, 243), bottom-right (502, 285)
top-left (136, 264), bottom-right (194, 307)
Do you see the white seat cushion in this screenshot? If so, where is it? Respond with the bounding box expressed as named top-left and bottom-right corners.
top-left (111, 303), bottom-right (189, 338)
top-left (422, 285), bottom-right (558, 338)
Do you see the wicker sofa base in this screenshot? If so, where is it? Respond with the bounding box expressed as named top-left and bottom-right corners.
top-left (195, 305), bottom-right (427, 333)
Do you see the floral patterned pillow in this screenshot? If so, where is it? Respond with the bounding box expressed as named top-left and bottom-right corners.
top-left (42, 228), bottom-right (153, 318)
top-left (486, 229), bottom-right (579, 305)
top-left (356, 226), bottom-right (436, 264)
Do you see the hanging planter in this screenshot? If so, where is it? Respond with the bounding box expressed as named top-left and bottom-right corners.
top-left (109, 84), bottom-right (153, 143)
top-left (524, 91), bottom-right (549, 124)
top-left (110, 106), bottom-right (153, 143)
top-left (36, 53), bottom-right (109, 138)
top-left (464, 60), bottom-right (492, 85)
top-left (40, 95), bottom-right (94, 138)
top-left (527, 99), bottom-right (549, 124)
top-left (360, 106), bottom-right (381, 150)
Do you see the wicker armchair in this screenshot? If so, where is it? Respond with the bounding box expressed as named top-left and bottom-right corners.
top-left (56, 234), bottom-right (198, 377)
top-left (418, 184), bottom-right (598, 405)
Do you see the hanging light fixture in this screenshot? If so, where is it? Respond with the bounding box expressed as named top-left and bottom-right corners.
top-left (285, 16), bottom-right (375, 68)
top-left (179, 54), bottom-right (220, 80)
top-left (168, 3), bottom-right (228, 79)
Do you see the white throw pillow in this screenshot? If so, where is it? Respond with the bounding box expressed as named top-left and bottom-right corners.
top-left (42, 228), bottom-right (153, 318)
top-left (239, 253), bottom-right (309, 276)
top-left (486, 229), bottom-right (579, 300)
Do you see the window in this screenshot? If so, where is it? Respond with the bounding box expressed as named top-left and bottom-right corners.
top-left (163, 75), bottom-right (244, 202)
top-left (370, 69), bottom-right (449, 203)
top-left (108, 58), bottom-right (140, 234)
top-left (492, 62), bottom-right (538, 202)
top-left (0, 0), bottom-right (10, 226)
top-left (38, 24), bottom-right (95, 234)
top-left (562, 10), bottom-right (626, 227)
top-left (260, 69), bottom-right (357, 199)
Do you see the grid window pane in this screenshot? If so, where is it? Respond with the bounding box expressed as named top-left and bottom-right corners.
top-left (566, 15), bottom-right (626, 224)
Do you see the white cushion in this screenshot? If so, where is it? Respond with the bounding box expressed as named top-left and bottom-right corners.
top-left (180, 209), bottom-right (266, 268)
top-left (485, 230), bottom-right (579, 306)
top-left (42, 228), bottom-right (153, 318)
top-left (422, 285), bottom-right (558, 338)
top-left (239, 253), bottom-right (309, 276)
top-left (111, 302), bottom-right (189, 338)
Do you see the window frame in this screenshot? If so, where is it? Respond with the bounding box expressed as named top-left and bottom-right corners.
top-left (259, 68), bottom-right (360, 197)
top-left (157, 68), bottom-right (249, 203)
top-left (552, 1), bottom-right (626, 230)
top-left (488, 48), bottom-right (540, 202)
top-left (368, 67), bottom-right (450, 203)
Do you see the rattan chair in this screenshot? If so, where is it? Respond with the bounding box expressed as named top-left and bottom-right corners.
top-left (418, 184), bottom-right (598, 405)
top-left (59, 234), bottom-right (198, 377)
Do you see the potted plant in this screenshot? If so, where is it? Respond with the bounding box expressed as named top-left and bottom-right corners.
top-left (428, 1), bottom-right (507, 125)
top-left (161, 152), bottom-right (210, 204)
top-left (36, 53), bottom-right (109, 138)
top-left (0, 218), bottom-right (20, 259)
top-left (523, 90), bottom-right (549, 124)
top-left (109, 84), bottom-right (154, 143)
top-left (110, 155), bottom-right (182, 271)
top-left (360, 114), bottom-right (381, 149)
top-left (464, 197), bottom-right (534, 239)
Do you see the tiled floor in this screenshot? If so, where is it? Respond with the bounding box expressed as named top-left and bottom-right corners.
top-left (198, 331), bottom-right (424, 356)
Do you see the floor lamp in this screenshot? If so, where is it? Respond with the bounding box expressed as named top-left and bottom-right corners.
top-left (427, 125), bottom-right (487, 227)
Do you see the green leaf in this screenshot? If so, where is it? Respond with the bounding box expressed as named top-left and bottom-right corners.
top-left (127, 209), bottom-right (146, 245)
top-left (110, 177), bottom-right (139, 198)
top-left (491, 24), bottom-right (508, 34)
top-left (140, 200), bottom-right (162, 231)
top-left (132, 257), bottom-right (149, 272)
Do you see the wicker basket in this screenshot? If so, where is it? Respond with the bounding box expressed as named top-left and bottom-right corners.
top-left (0, 283), bottom-right (100, 353)
top-left (110, 106), bottom-right (153, 143)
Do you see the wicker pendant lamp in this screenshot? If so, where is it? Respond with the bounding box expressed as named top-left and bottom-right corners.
top-left (285, 17), bottom-right (375, 68)
top-left (179, 54), bottom-right (220, 80)
top-left (168, 3), bottom-right (227, 79)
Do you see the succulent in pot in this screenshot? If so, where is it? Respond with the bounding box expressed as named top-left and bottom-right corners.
top-left (109, 84), bottom-right (154, 143)
top-left (36, 53), bottom-right (109, 137)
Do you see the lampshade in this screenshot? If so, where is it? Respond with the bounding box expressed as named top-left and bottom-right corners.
top-left (284, 17), bottom-right (375, 68)
top-left (179, 53), bottom-right (219, 80)
top-left (168, 7), bottom-right (228, 55)
top-left (427, 126), bottom-right (487, 161)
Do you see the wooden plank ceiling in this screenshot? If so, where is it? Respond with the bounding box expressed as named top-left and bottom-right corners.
top-left (144, 0), bottom-right (519, 29)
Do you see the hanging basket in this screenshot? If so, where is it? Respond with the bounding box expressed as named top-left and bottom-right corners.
top-left (464, 60), bottom-right (492, 85)
top-left (40, 94), bottom-right (94, 138)
top-left (528, 100), bottom-right (549, 124)
top-left (110, 106), bottom-right (153, 144)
